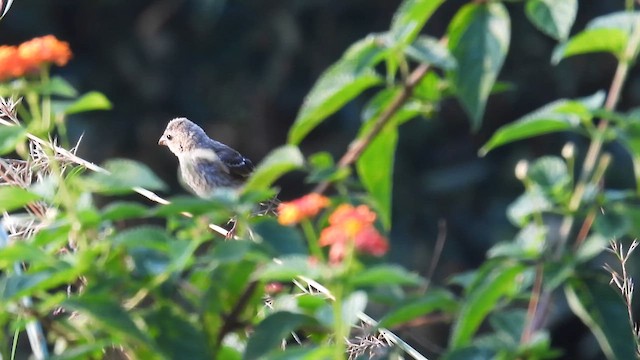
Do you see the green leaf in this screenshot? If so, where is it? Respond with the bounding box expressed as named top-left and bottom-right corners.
top-left (488, 224), bottom-right (548, 260)
top-left (37, 76), bottom-right (78, 97)
top-left (587, 11), bottom-right (640, 34)
top-left (0, 186), bottom-right (40, 212)
top-left (82, 158), bottom-right (167, 195)
top-left (101, 201), bottom-right (148, 221)
top-left (0, 243), bottom-right (56, 268)
top-left (565, 276), bottom-right (638, 360)
top-left (113, 225), bottom-right (173, 247)
top-left (152, 196), bottom-right (227, 217)
top-left (357, 124), bottom-right (397, 230)
top-left (379, 289), bottom-right (458, 328)
top-left (252, 218), bottom-right (307, 256)
top-left (552, 28), bottom-right (628, 64)
top-left (244, 145), bottom-right (304, 191)
top-left (507, 187), bottom-right (553, 226)
top-left (306, 152), bottom-right (350, 183)
top-left (63, 295), bottom-right (153, 347)
top-left (357, 88), bottom-right (423, 229)
top-left (349, 264), bottom-right (425, 287)
top-left (0, 125), bottom-right (26, 154)
top-left (527, 156), bottom-right (570, 196)
top-left (288, 36), bottom-right (385, 145)
top-left (255, 255), bottom-right (322, 282)
top-left (525, 0), bottom-right (577, 40)
top-left (405, 35), bottom-right (456, 70)
top-left (145, 305), bottom-right (213, 360)
top-left (480, 91), bottom-right (605, 155)
top-left (448, 2), bottom-right (510, 130)
top-left (63, 91), bottom-right (112, 115)
top-left (449, 262), bottom-right (525, 349)
top-left (444, 347), bottom-right (496, 360)
top-left (244, 312), bottom-right (318, 360)
top-left (209, 240), bottom-right (253, 264)
top-left (390, 0), bottom-right (445, 45)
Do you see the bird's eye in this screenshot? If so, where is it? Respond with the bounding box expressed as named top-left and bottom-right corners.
top-left (166, 134), bottom-right (173, 140)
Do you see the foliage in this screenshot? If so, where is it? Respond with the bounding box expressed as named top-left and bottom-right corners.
top-left (3, 1), bottom-right (640, 360)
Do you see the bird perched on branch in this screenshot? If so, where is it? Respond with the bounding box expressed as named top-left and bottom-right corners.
top-left (158, 117), bottom-right (254, 198)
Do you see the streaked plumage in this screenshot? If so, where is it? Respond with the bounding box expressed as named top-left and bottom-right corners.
top-left (158, 117), bottom-right (254, 197)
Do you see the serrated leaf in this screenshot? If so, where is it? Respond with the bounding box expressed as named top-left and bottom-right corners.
top-left (552, 28), bottom-right (628, 64)
top-left (525, 0), bottom-right (577, 40)
top-left (379, 289), bottom-right (457, 328)
top-left (0, 125), bottom-right (26, 154)
top-left (244, 312), bottom-right (318, 360)
top-left (448, 3), bottom-right (510, 130)
top-left (528, 156), bottom-right (570, 192)
top-left (288, 36), bottom-right (385, 145)
top-left (349, 265), bottom-right (425, 287)
top-left (0, 186), bottom-right (40, 212)
top-left (83, 158), bottom-right (167, 195)
top-left (405, 35), bottom-right (456, 70)
top-left (480, 91), bottom-right (605, 155)
top-left (565, 277), bottom-right (638, 360)
top-left (63, 91), bottom-right (112, 115)
top-left (507, 187), bottom-right (553, 227)
top-left (390, 0), bottom-right (445, 45)
top-left (449, 262), bottom-right (525, 349)
top-left (244, 145), bottom-right (304, 191)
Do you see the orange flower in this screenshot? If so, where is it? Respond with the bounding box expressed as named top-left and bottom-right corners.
top-left (0, 35), bottom-right (72, 81)
top-left (18, 35), bottom-right (72, 68)
top-left (277, 193), bottom-right (330, 225)
top-left (318, 203), bottom-right (389, 263)
top-left (0, 46), bottom-right (26, 81)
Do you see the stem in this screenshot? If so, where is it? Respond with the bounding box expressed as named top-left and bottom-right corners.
top-left (302, 219), bottom-right (325, 262)
top-left (332, 283), bottom-right (346, 359)
top-left (313, 62), bottom-right (431, 194)
top-left (556, 19), bottom-right (640, 257)
top-left (521, 264), bottom-right (543, 345)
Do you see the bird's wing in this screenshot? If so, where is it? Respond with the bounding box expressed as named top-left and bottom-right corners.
top-left (211, 141), bottom-right (255, 178)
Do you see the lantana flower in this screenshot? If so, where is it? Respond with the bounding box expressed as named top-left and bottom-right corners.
top-left (277, 193), bottom-right (330, 225)
top-left (0, 35), bottom-right (72, 81)
top-left (319, 204), bottom-right (389, 263)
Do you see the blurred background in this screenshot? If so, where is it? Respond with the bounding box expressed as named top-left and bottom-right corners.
top-left (1, 0), bottom-right (637, 358)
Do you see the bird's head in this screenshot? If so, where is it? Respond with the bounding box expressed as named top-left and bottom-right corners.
top-left (159, 117), bottom-right (208, 156)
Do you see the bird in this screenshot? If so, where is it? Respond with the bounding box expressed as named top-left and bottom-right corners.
top-left (158, 117), bottom-right (254, 198)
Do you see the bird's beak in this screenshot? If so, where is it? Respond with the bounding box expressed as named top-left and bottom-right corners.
top-left (158, 137), bottom-right (166, 146)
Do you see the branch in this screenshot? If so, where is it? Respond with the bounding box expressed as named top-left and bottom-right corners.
top-left (313, 62), bottom-right (431, 194)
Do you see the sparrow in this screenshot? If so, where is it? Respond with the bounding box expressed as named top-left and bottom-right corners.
top-left (158, 117), bottom-right (254, 198)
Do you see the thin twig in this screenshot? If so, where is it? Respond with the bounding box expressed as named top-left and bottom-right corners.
top-left (313, 62), bottom-right (432, 194)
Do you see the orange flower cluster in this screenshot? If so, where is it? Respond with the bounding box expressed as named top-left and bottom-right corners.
top-left (0, 35), bottom-right (72, 81)
top-left (278, 193), bottom-right (330, 225)
top-left (319, 204), bottom-right (389, 263)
